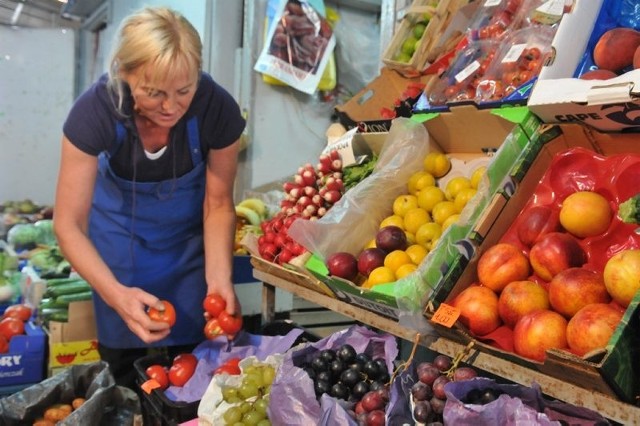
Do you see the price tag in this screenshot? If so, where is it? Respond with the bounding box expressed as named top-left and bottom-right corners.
top-left (484, 0), bottom-right (502, 7)
top-left (455, 60), bottom-right (480, 84)
top-left (141, 379), bottom-right (162, 394)
top-left (431, 303), bottom-right (460, 328)
top-left (531, 0), bottom-right (564, 25)
top-left (502, 43), bottom-right (527, 64)
top-left (322, 127), bottom-right (358, 166)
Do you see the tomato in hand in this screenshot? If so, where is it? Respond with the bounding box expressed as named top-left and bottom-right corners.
top-left (3, 304), bottom-right (32, 322)
top-left (148, 300), bottom-right (176, 327)
top-left (203, 293), bottom-right (226, 318)
top-left (145, 364), bottom-right (169, 390)
top-left (168, 358), bottom-right (196, 387)
top-left (204, 318), bottom-right (224, 340)
top-left (0, 317), bottom-right (25, 340)
top-left (218, 311), bottom-right (243, 336)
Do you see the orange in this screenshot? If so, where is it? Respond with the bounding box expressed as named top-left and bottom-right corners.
top-left (559, 191), bottom-right (612, 238)
top-left (380, 214), bottom-right (405, 230)
top-left (392, 194), bottom-right (419, 217)
top-left (403, 207), bottom-right (430, 234)
top-left (417, 186), bottom-right (445, 212)
top-left (423, 152), bottom-right (451, 178)
top-left (431, 201), bottom-right (458, 226)
top-left (406, 244), bottom-right (428, 265)
top-left (384, 250), bottom-right (413, 273)
top-left (366, 266), bottom-right (396, 287)
top-left (395, 263), bottom-right (418, 279)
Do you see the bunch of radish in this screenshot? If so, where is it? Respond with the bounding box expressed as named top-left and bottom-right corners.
top-left (257, 150), bottom-right (346, 265)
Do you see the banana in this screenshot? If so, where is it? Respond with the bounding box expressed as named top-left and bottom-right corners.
top-left (237, 198), bottom-right (267, 218)
top-left (235, 205), bottom-right (262, 226)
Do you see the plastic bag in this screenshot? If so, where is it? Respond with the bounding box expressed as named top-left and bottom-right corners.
top-left (0, 361), bottom-right (141, 426)
top-left (443, 377), bottom-right (610, 426)
top-left (254, 0), bottom-right (337, 95)
top-left (268, 325), bottom-right (398, 425)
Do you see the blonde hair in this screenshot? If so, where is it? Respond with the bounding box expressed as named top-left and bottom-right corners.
top-left (107, 7), bottom-right (203, 114)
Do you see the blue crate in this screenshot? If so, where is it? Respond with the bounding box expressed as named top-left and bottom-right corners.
top-left (0, 321), bottom-right (46, 386)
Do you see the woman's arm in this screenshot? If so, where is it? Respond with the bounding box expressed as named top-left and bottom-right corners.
top-left (53, 136), bottom-right (170, 343)
top-left (203, 139), bottom-right (241, 315)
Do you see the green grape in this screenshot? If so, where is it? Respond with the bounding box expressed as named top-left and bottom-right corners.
top-left (262, 366), bottom-right (275, 386)
top-left (242, 410), bottom-right (266, 426)
top-left (239, 401), bottom-right (252, 414)
top-left (227, 396), bottom-right (242, 404)
top-left (239, 382), bottom-right (260, 399)
top-left (254, 398), bottom-right (268, 416)
top-left (244, 365), bottom-right (258, 374)
top-left (223, 406), bottom-right (242, 425)
top-left (231, 423), bottom-right (246, 426)
top-left (222, 386), bottom-right (239, 402)
top-left (256, 419), bottom-right (271, 426)
top-left (245, 372), bottom-right (264, 388)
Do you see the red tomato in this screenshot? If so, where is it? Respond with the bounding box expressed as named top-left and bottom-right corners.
top-left (0, 317), bottom-right (25, 340)
top-left (225, 357), bottom-right (241, 367)
top-left (148, 300), bottom-right (176, 327)
top-left (214, 363), bottom-right (241, 375)
top-left (168, 359), bottom-right (196, 387)
top-left (145, 364), bottom-right (169, 390)
top-left (218, 311), bottom-right (243, 336)
top-left (204, 318), bottom-right (224, 340)
top-left (173, 353), bottom-right (197, 370)
top-left (3, 304), bottom-right (32, 322)
top-left (0, 334), bottom-right (8, 353)
top-left (202, 293), bottom-right (226, 318)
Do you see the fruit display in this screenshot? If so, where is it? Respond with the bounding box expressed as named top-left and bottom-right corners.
top-left (390, 6), bottom-right (436, 64)
top-left (37, 276), bottom-right (92, 324)
top-left (234, 198), bottom-right (269, 255)
top-left (444, 147), bottom-right (640, 363)
top-left (466, 0), bottom-right (526, 42)
top-left (592, 27), bottom-right (640, 75)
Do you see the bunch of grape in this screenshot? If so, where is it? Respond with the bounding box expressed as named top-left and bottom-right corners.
top-left (411, 354), bottom-right (478, 424)
top-left (220, 363), bottom-right (276, 426)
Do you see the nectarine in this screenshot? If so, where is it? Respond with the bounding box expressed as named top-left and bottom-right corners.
top-left (529, 232), bottom-right (587, 282)
top-left (593, 27), bottom-right (640, 73)
top-left (451, 285), bottom-right (502, 336)
top-left (516, 205), bottom-right (561, 248)
top-left (477, 243), bottom-right (530, 293)
top-left (498, 280), bottom-right (550, 328)
top-left (603, 249), bottom-right (640, 308)
top-left (559, 191), bottom-right (612, 238)
top-left (513, 310), bottom-right (568, 362)
top-left (548, 267), bottom-right (611, 318)
top-left (566, 303), bottom-right (623, 357)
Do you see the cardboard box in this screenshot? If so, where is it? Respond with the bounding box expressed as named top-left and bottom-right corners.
top-left (0, 321), bottom-right (46, 386)
top-left (250, 255), bottom-right (335, 298)
top-left (306, 106), bottom-right (541, 320)
top-left (425, 123), bottom-right (640, 403)
top-left (334, 67), bottom-right (433, 133)
top-left (382, 0), bottom-right (471, 77)
top-left (48, 300), bottom-right (100, 373)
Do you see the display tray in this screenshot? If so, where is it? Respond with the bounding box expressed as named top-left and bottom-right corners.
top-left (250, 255), bottom-right (335, 298)
top-left (133, 353), bottom-right (199, 425)
top-left (425, 123), bottom-right (640, 404)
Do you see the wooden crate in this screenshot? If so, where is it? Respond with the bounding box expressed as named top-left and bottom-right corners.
top-left (250, 255), bottom-right (335, 298)
top-left (382, 0), bottom-right (470, 77)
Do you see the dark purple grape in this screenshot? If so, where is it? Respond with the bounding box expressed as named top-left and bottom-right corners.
top-left (311, 356), bottom-right (329, 373)
top-left (411, 381), bottom-right (433, 402)
top-left (418, 365), bottom-right (441, 386)
top-left (330, 359), bottom-right (345, 377)
top-left (316, 370), bottom-right (333, 384)
top-left (413, 400), bottom-right (433, 423)
top-left (432, 375), bottom-right (450, 400)
top-left (433, 354), bottom-right (452, 372)
top-left (363, 360), bottom-right (381, 380)
top-left (314, 379), bottom-right (331, 397)
top-left (464, 388), bottom-right (483, 404)
top-left (416, 361), bottom-right (433, 374)
top-left (340, 368), bottom-right (360, 388)
top-left (369, 380), bottom-right (386, 391)
top-left (330, 382), bottom-right (350, 400)
top-left (320, 349), bottom-right (337, 363)
top-left (355, 352), bottom-right (371, 365)
top-left (430, 395), bottom-right (445, 415)
top-left (337, 344), bottom-right (357, 364)
top-left (348, 362), bottom-right (364, 375)
top-left (453, 366), bottom-right (478, 381)
top-left (352, 380), bottom-right (370, 399)
top-left (479, 388), bottom-right (502, 405)
top-left (303, 366), bottom-right (316, 380)
top-left (373, 358), bottom-right (388, 374)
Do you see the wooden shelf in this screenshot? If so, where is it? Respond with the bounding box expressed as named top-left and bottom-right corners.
top-left (255, 268), bottom-right (640, 425)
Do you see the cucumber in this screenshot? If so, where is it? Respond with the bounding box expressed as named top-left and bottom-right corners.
top-left (39, 297), bottom-right (69, 310)
top-left (40, 307), bottom-right (68, 321)
top-left (46, 281), bottom-right (92, 297)
top-left (55, 291), bottom-right (93, 303)
top-left (45, 277), bottom-right (86, 287)
top-left (49, 310), bottom-right (69, 322)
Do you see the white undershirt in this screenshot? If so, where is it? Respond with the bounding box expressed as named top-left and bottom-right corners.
top-left (144, 146), bottom-right (167, 160)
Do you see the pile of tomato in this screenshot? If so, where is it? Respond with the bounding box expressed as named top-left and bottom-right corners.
top-left (0, 303), bottom-right (32, 353)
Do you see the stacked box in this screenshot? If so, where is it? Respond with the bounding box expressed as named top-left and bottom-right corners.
top-left (0, 321), bottom-right (46, 386)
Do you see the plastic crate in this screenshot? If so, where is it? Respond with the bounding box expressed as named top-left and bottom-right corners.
top-left (133, 354), bottom-right (199, 425)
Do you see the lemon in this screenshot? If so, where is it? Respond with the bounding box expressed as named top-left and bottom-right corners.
top-left (470, 165), bottom-right (487, 189)
top-left (384, 250), bottom-right (413, 273)
top-left (442, 213), bottom-right (460, 231)
top-left (403, 207), bottom-right (431, 234)
top-left (415, 222), bottom-right (442, 248)
top-left (380, 214), bottom-right (405, 230)
top-left (432, 201), bottom-right (458, 225)
top-left (453, 187), bottom-right (477, 213)
top-left (445, 176), bottom-right (472, 201)
top-left (406, 244), bottom-right (428, 265)
top-left (393, 194), bottom-right (419, 217)
top-left (423, 152), bottom-right (451, 178)
top-left (395, 263), bottom-right (418, 279)
top-left (366, 266), bottom-right (396, 288)
top-left (417, 186), bottom-right (446, 212)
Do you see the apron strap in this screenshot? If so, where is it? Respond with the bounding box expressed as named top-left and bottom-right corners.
top-left (187, 117), bottom-right (202, 165)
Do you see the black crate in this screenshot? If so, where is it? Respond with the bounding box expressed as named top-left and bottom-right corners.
top-left (133, 354), bottom-right (199, 425)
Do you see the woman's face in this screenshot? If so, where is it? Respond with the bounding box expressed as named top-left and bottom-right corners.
top-left (126, 67), bottom-right (198, 128)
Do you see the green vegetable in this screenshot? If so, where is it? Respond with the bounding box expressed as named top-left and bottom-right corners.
top-left (40, 297), bottom-right (69, 310)
top-left (618, 194), bottom-right (640, 225)
top-left (34, 219), bottom-right (56, 245)
top-left (55, 290), bottom-right (93, 303)
top-left (45, 277), bottom-right (85, 287)
top-left (45, 280), bottom-right (91, 297)
top-left (342, 155), bottom-right (379, 190)
top-left (7, 223), bottom-right (42, 250)
top-left (48, 310), bottom-right (69, 322)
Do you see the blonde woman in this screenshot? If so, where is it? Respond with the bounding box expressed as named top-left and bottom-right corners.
top-left (54, 7), bottom-right (245, 388)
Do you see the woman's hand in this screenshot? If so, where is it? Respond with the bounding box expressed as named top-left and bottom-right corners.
top-left (109, 286), bottom-right (171, 343)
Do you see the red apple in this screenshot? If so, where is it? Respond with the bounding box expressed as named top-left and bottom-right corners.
top-left (326, 252), bottom-right (359, 281)
top-left (548, 267), bottom-right (611, 318)
top-left (357, 247), bottom-right (387, 277)
top-left (477, 243), bottom-right (530, 293)
top-left (566, 303), bottom-right (624, 357)
top-left (529, 232), bottom-right (587, 282)
top-left (498, 280), bottom-right (550, 327)
top-left (603, 249), bottom-right (640, 308)
top-left (516, 205), bottom-right (561, 247)
top-left (375, 226), bottom-right (408, 253)
top-left (513, 309), bottom-right (568, 362)
top-left (451, 285), bottom-right (502, 336)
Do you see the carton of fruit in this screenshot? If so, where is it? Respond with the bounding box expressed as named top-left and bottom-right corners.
top-left (296, 107), bottom-right (541, 320)
top-left (527, 0), bottom-right (640, 131)
top-left (425, 122), bottom-right (640, 405)
top-left (382, 0), bottom-right (472, 77)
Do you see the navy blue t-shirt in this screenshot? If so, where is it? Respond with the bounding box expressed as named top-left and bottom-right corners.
top-left (63, 72), bottom-right (246, 182)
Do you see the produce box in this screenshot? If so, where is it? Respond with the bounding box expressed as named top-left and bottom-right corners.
top-left (425, 123), bottom-right (640, 403)
top-left (334, 67), bottom-right (433, 133)
top-left (305, 106), bottom-right (541, 320)
top-left (250, 255), bottom-right (335, 298)
top-left (527, 0), bottom-right (640, 131)
top-left (382, 0), bottom-right (471, 77)
top-left (0, 321), bottom-right (46, 386)
top-left (47, 300), bottom-right (100, 375)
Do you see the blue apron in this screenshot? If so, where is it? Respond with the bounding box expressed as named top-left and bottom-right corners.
top-left (88, 118), bottom-right (207, 348)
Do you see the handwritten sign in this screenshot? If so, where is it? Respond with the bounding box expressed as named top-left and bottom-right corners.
top-left (431, 303), bottom-right (460, 328)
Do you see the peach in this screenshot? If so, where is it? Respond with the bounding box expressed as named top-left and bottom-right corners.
top-left (529, 232), bottom-right (587, 282)
top-left (635, 45), bottom-right (640, 69)
top-left (498, 280), bottom-right (550, 328)
top-left (566, 303), bottom-right (623, 357)
top-left (593, 27), bottom-right (640, 72)
top-left (579, 69), bottom-right (618, 80)
top-left (603, 249), bottom-right (640, 308)
top-left (477, 243), bottom-right (530, 293)
top-left (516, 205), bottom-right (561, 248)
top-left (513, 310), bottom-right (568, 362)
top-left (451, 285), bottom-right (502, 336)
top-left (548, 267), bottom-right (611, 318)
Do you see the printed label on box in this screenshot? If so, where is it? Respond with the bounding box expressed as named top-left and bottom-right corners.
top-left (49, 339), bottom-right (100, 368)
